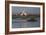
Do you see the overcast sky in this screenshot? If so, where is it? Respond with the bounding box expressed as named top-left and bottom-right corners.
top-left (12, 6), bottom-right (40, 15)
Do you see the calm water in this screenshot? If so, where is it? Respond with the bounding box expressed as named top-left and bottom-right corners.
top-left (12, 17), bottom-right (40, 28)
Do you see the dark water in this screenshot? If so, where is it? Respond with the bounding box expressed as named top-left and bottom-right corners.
top-left (12, 17), bottom-right (40, 28)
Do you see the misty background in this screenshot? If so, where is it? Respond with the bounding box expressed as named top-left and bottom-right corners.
top-left (12, 6), bottom-right (40, 15)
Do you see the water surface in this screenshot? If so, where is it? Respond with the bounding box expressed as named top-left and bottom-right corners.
top-left (12, 17), bottom-right (40, 28)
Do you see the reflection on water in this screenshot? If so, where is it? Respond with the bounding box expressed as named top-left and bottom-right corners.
top-left (12, 17), bottom-right (40, 28)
